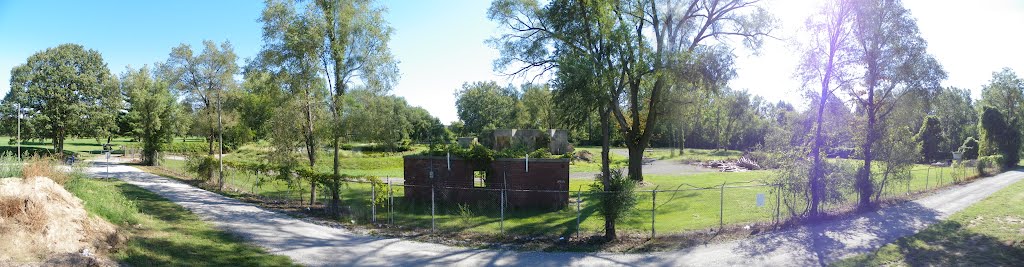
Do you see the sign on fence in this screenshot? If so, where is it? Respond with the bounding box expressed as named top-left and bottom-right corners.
top-left (756, 193), bottom-right (765, 207)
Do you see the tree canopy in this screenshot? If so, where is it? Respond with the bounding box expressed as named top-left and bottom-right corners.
top-left (4, 44), bottom-right (120, 155)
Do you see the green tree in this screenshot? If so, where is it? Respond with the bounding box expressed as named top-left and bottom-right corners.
top-left (915, 116), bottom-right (942, 163)
top-left (160, 40), bottom-right (240, 191)
top-left (123, 66), bottom-right (179, 166)
top-left (160, 40), bottom-right (239, 156)
top-left (979, 68), bottom-right (1024, 129)
top-left (454, 81), bottom-right (519, 135)
top-left (490, 0), bottom-right (772, 183)
top-left (848, 0), bottom-right (946, 210)
top-left (979, 106), bottom-right (1021, 168)
top-left (519, 83), bottom-right (556, 129)
top-left (310, 0), bottom-right (399, 216)
top-left (797, 0), bottom-right (858, 217)
top-left (5, 44), bottom-right (120, 155)
top-left (932, 87), bottom-right (977, 153)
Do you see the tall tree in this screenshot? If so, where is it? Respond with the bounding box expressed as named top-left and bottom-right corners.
top-left (455, 81), bottom-right (520, 135)
top-left (161, 40), bottom-right (240, 190)
top-left (979, 68), bottom-right (1024, 129)
top-left (490, 0), bottom-right (771, 182)
top-left (123, 66), bottom-right (180, 166)
top-left (848, 0), bottom-right (945, 209)
top-left (257, 0), bottom-right (335, 204)
top-left (798, 0), bottom-right (857, 217)
top-left (313, 0), bottom-right (399, 215)
top-left (978, 106), bottom-right (1022, 168)
top-left (915, 116), bottom-right (942, 163)
top-left (5, 44), bottom-right (120, 155)
top-left (519, 83), bottom-right (557, 129)
top-left (932, 87), bottom-right (977, 152)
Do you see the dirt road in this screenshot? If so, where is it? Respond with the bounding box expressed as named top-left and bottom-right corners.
top-left (87, 162), bottom-right (1024, 266)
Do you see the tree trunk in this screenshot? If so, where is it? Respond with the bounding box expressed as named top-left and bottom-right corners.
top-left (627, 144), bottom-right (644, 181)
top-left (857, 113), bottom-right (876, 210)
top-left (808, 86), bottom-right (829, 218)
top-left (305, 92), bottom-right (317, 206)
top-left (330, 137), bottom-right (341, 216)
top-left (600, 104), bottom-right (615, 240)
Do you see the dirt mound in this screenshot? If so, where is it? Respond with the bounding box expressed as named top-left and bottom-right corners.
top-left (0, 177), bottom-right (118, 266)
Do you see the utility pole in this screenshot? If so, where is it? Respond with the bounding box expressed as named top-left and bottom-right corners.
top-left (217, 87), bottom-right (225, 191)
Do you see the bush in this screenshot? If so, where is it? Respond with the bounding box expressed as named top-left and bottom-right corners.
top-left (916, 116), bottom-right (943, 162)
top-left (961, 137), bottom-right (979, 160)
top-left (588, 169), bottom-right (637, 228)
top-left (185, 155), bottom-right (217, 181)
top-left (976, 155), bottom-right (1004, 176)
top-left (978, 106), bottom-right (1021, 168)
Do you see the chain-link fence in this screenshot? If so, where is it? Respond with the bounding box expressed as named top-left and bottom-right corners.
top-left (150, 160), bottom-right (978, 240)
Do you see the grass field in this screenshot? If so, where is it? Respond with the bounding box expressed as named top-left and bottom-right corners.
top-left (152, 153), bottom-right (981, 239)
top-left (834, 173), bottom-right (1024, 266)
top-left (64, 174), bottom-right (296, 266)
top-left (0, 137), bottom-right (206, 159)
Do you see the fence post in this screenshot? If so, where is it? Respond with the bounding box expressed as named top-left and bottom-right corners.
top-left (388, 178), bottom-right (394, 225)
top-left (371, 180), bottom-right (377, 224)
top-left (431, 184), bottom-right (436, 233)
top-left (651, 187), bottom-right (657, 240)
top-left (925, 166), bottom-right (930, 191)
top-left (575, 186), bottom-right (582, 240)
top-left (719, 182), bottom-right (725, 229)
top-left (501, 186), bottom-right (505, 234)
top-left (774, 183), bottom-right (781, 225)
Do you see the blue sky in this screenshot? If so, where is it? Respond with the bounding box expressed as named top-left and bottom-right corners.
top-left (2, 0), bottom-right (1024, 123)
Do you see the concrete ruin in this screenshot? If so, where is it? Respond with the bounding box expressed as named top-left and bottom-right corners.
top-left (488, 129), bottom-right (573, 154)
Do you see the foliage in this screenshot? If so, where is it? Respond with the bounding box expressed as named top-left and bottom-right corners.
top-left (915, 116), bottom-right (943, 163)
top-left (587, 169), bottom-right (637, 238)
top-left (123, 66), bottom-right (179, 166)
top-left (454, 81), bottom-right (522, 136)
top-left (185, 155), bottom-right (218, 181)
top-left (490, 0), bottom-right (773, 183)
top-left (3, 44), bottom-right (120, 155)
top-left (960, 137), bottom-right (979, 160)
top-left (979, 68), bottom-right (1024, 129)
top-left (979, 106), bottom-right (1021, 168)
top-left (845, 0), bottom-right (946, 210)
top-left (160, 40), bottom-right (240, 155)
top-left (932, 87), bottom-right (978, 151)
top-left (976, 155), bottom-right (1004, 176)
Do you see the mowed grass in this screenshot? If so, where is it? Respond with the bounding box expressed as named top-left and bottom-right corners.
top-left (0, 136), bottom-right (206, 159)
top-left (153, 151), bottom-right (983, 239)
top-left (834, 173), bottom-right (1024, 266)
top-left (64, 175), bottom-right (296, 267)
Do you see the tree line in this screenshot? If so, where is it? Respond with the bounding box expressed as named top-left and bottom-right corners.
top-left (3, 0), bottom-right (1023, 241)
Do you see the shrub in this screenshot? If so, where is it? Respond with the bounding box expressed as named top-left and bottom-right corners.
top-left (978, 106), bottom-right (1021, 168)
top-left (915, 116), bottom-right (943, 162)
top-left (976, 155), bottom-right (1004, 176)
top-left (588, 169), bottom-right (637, 229)
top-left (185, 155), bottom-right (217, 181)
top-left (961, 137), bottom-right (980, 160)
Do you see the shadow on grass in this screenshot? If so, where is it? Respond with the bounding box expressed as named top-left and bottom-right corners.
top-left (837, 221), bottom-right (1024, 266)
top-left (111, 182), bottom-right (297, 267)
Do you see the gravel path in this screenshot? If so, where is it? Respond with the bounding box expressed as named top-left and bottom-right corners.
top-left (87, 162), bottom-right (1024, 267)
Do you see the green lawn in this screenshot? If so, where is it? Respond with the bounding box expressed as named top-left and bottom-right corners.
top-left (0, 136), bottom-right (206, 159)
top-left (153, 153), bottom-right (982, 238)
top-left (64, 174), bottom-right (297, 267)
top-left (834, 173), bottom-right (1024, 266)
